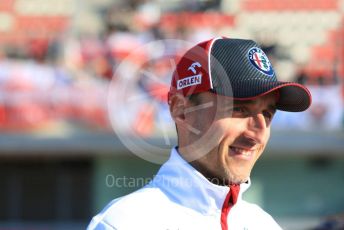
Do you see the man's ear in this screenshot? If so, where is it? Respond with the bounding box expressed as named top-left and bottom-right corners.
top-left (169, 93), bottom-right (187, 125)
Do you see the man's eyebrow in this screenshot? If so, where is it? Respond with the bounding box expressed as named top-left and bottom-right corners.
top-left (232, 100), bottom-right (277, 112)
top-left (233, 100), bottom-right (252, 105)
top-left (268, 104), bottom-right (277, 113)
top-left (232, 100), bottom-right (256, 106)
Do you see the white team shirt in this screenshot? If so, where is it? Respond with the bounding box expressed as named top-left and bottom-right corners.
top-left (88, 147), bottom-right (282, 230)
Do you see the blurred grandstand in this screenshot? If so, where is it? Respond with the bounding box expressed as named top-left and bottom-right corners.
top-left (0, 0), bottom-right (344, 229)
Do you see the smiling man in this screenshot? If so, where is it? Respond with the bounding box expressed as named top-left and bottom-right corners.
top-left (177, 91), bottom-right (278, 186)
top-left (88, 38), bottom-right (312, 230)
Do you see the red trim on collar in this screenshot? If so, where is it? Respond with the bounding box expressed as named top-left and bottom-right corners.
top-left (221, 184), bottom-right (240, 230)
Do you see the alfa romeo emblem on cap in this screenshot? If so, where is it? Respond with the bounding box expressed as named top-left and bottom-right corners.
top-left (248, 47), bottom-right (274, 76)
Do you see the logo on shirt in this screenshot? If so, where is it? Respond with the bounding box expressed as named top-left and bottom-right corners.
top-left (247, 47), bottom-right (274, 76)
top-left (177, 62), bottom-right (202, 90)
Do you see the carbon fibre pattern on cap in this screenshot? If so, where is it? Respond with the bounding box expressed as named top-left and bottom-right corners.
top-left (277, 84), bottom-right (311, 111)
top-left (168, 37), bottom-right (312, 112)
top-left (210, 39), bottom-right (277, 98)
top-left (209, 38), bottom-right (311, 112)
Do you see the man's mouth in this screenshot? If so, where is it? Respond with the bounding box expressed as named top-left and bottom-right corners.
top-left (229, 146), bottom-right (255, 158)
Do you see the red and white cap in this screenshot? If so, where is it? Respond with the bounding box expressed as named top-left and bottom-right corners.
top-left (168, 37), bottom-right (312, 112)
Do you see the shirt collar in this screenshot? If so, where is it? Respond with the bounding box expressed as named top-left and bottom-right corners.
top-left (152, 147), bottom-right (251, 215)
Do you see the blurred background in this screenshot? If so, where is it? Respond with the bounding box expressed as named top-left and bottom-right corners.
top-left (0, 0), bottom-right (344, 229)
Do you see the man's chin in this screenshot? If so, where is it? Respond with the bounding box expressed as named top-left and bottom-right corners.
top-left (226, 173), bottom-right (250, 185)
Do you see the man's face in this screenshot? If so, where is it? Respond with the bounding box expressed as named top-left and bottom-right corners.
top-left (180, 91), bottom-right (277, 185)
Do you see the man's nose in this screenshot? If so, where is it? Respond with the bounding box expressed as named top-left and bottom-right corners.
top-left (246, 113), bottom-right (266, 141)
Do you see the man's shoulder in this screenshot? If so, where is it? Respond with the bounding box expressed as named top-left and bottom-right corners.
top-left (237, 200), bottom-right (282, 229)
top-left (107, 185), bottom-right (168, 210)
top-left (87, 186), bottom-right (172, 230)
top-left (240, 200), bottom-right (270, 215)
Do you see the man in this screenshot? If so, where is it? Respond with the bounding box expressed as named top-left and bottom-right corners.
top-left (88, 37), bottom-right (312, 230)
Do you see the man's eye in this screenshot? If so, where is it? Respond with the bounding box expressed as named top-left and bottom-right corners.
top-left (232, 107), bottom-right (245, 113)
top-left (263, 111), bottom-right (273, 120)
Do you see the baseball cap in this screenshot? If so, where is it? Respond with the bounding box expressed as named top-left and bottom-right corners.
top-left (168, 37), bottom-right (312, 112)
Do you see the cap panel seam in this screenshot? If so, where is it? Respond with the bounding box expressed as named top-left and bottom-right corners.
top-left (207, 37), bottom-right (223, 90)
